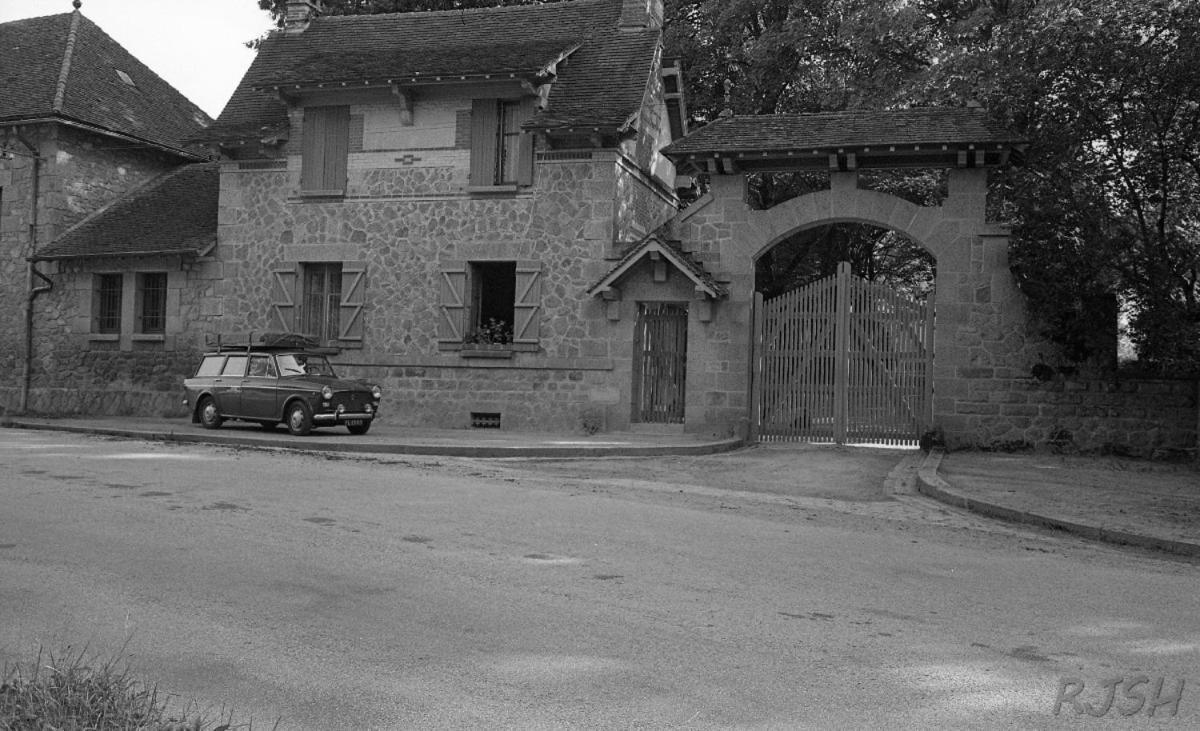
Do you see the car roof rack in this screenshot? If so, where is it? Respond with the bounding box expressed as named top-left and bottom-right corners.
top-left (205, 332), bottom-right (340, 354)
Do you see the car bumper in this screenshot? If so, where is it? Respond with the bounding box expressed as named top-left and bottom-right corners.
top-left (312, 411), bottom-right (377, 424)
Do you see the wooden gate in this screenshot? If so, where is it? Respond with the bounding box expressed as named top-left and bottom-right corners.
top-left (752, 262), bottom-right (933, 445)
top-left (633, 302), bottom-right (688, 424)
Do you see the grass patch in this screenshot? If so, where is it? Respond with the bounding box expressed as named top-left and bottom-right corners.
top-left (1, 643), bottom-right (267, 730)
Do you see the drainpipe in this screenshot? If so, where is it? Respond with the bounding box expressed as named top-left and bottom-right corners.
top-left (8, 130), bottom-right (49, 414)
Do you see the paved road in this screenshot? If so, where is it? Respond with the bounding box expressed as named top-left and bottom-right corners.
top-left (0, 431), bottom-right (1196, 729)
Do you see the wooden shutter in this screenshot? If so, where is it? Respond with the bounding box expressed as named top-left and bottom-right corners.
top-left (338, 261), bottom-right (366, 343)
top-left (516, 98), bottom-right (537, 186)
top-left (301, 106), bottom-right (349, 194)
top-left (270, 265), bottom-right (298, 331)
top-left (513, 261), bottom-right (542, 345)
top-left (437, 264), bottom-right (468, 344)
top-left (469, 99), bottom-right (499, 187)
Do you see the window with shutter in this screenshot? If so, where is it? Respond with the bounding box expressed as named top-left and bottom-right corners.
top-left (301, 262), bottom-right (342, 343)
top-left (438, 261), bottom-right (542, 353)
top-left (301, 106), bottom-right (350, 196)
top-left (468, 99), bottom-right (536, 190)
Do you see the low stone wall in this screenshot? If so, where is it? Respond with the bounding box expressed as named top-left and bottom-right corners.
top-left (347, 363), bottom-right (615, 433)
top-left (950, 376), bottom-right (1199, 457)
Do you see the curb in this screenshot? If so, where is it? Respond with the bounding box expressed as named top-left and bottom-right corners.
top-left (0, 419), bottom-right (746, 460)
top-left (915, 449), bottom-right (1200, 559)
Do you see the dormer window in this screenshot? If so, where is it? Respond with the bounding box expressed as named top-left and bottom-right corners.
top-left (468, 98), bottom-right (536, 191)
top-left (300, 105), bottom-right (350, 197)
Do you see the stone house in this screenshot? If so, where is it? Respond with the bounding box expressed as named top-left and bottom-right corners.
top-left (0, 6), bottom-right (212, 414)
top-left (186, 0), bottom-right (691, 433)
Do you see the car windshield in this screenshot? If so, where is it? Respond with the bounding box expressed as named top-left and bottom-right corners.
top-left (276, 353), bottom-right (336, 377)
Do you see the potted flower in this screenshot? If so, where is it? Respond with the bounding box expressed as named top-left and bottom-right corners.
top-left (462, 318), bottom-right (514, 358)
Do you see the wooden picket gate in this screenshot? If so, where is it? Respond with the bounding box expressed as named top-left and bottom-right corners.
top-left (751, 262), bottom-right (933, 445)
top-left (633, 302), bottom-right (688, 424)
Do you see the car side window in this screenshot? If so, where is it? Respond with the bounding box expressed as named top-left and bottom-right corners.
top-left (221, 355), bottom-right (248, 377)
top-left (195, 355), bottom-right (225, 377)
top-left (248, 355), bottom-right (274, 378)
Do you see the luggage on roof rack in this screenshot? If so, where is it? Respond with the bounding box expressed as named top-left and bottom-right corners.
top-left (204, 332), bottom-right (339, 353)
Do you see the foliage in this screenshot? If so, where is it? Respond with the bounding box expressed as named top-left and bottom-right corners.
top-left (916, 0), bottom-right (1200, 372)
top-left (0, 644), bottom-right (250, 731)
top-left (465, 318), bottom-right (512, 345)
top-left (257, 0), bottom-right (558, 26)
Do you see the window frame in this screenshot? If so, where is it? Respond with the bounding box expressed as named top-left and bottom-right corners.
top-left (300, 262), bottom-right (343, 344)
top-left (135, 271), bottom-right (168, 335)
top-left (468, 98), bottom-right (536, 191)
top-left (94, 273), bottom-right (123, 335)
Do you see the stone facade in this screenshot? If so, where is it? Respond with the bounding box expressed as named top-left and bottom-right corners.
top-left (0, 125), bottom-right (186, 414)
top-left (205, 85), bottom-right (678, 433)
top-left (662, 169), bottom-right (1198, 453)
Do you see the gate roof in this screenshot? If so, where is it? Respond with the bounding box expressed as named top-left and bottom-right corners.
top-left (663, 108), bottom-right (1024, 174)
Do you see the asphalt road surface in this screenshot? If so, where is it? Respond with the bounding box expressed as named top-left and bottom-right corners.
top-left (0, 429), bottom-right (1196, 729)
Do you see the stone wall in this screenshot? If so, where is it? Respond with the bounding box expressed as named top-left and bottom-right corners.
top-left (0, 124), bottom-right (184, 414)
top-left (3, 253), bottom-right (224, 416)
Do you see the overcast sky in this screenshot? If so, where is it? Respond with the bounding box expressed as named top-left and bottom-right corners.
top-left (0, 0), bottom-right (277, 118)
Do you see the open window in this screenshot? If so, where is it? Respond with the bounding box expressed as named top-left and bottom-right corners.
top-left (468, 99), bottom-right (536, 190)
top-left (438, 260), bottom-right (542, 352)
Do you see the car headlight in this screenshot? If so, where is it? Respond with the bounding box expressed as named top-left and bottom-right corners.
top-left (321, 386), bottom-right (333, 400)
top-left (372, 385), bottom-right (382, 400)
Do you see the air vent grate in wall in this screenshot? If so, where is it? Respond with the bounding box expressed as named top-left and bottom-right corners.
top-left (471, 412), bottom-right (502, 429)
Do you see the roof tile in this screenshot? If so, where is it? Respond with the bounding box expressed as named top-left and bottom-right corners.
top-left (37, 163), bottom-right (218, 261)
top-left (0, 12), bottom-right (211, 154)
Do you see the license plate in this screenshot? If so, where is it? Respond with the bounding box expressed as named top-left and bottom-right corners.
top-left (345, 419), bottom-right (364, 426)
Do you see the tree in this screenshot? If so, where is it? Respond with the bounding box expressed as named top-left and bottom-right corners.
top-left (918, 0), bottom-right (1200, 372)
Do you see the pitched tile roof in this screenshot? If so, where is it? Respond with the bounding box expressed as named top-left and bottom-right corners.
top-left (35, 163), bottom-right (218, 261)
top-left (200, 0), bottom-right (658, 143)
top-left (0, 11), bottom-right (211, 155)
top-left (663, 108), bottom-right (1024, 157)
top-left (587, 235), bottom-right (726, 299)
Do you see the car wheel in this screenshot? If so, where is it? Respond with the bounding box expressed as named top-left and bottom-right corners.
top-left (286, 401), bottom-right (313, 436)
top-left (198, 396), bottom-right (223, 429)
top-left (347, 422), bottom-right (371, 435)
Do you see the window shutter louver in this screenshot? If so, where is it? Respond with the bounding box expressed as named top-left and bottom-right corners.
top-left (469, 99), bottom-right (500, 187)
top-left (301, 106), bottom-right (349, 194)
top-left (338, 262), bottom-right (366, 343)
top-left (323, 107), bottom-right (350, 192)
top-left (513, 261), bottom-right (542, 345)
top-left (271, 266), bottom-right (298, 331)
top-left (516, 98), bottom-right (537, 186)
top-left (437, 264), bottom-right (468, 344)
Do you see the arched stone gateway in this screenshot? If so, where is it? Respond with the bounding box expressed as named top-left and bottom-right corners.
top-left (635, 108), bottom-right (1032, 445)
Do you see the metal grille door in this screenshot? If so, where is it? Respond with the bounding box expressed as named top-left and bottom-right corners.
top-left (634, 302), bottom-right (688, 424)
top-left (753, 262), bottom-right (933, 445)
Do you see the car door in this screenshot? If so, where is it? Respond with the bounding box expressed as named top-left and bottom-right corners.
top-left (238, 354), bottom-right (280, 420)
top-left (213, 354), bottom-right (248, 416)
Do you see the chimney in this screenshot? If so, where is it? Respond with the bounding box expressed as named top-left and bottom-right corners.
top-left (619, 0), bottom-right (663, 31)
top-left (284, 0), bottom-right (324, 32)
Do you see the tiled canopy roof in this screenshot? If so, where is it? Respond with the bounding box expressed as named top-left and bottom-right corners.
top-left (663, 108), bottom-right (1025, 172)
top-left (0, 11), bottom-right (211, 155)
top-left (587, 235), bottom-right (726, 299)
top-left (36, 163), bottom-right (218, 261)
top-left (199, 0), bottom-right (658, 144)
